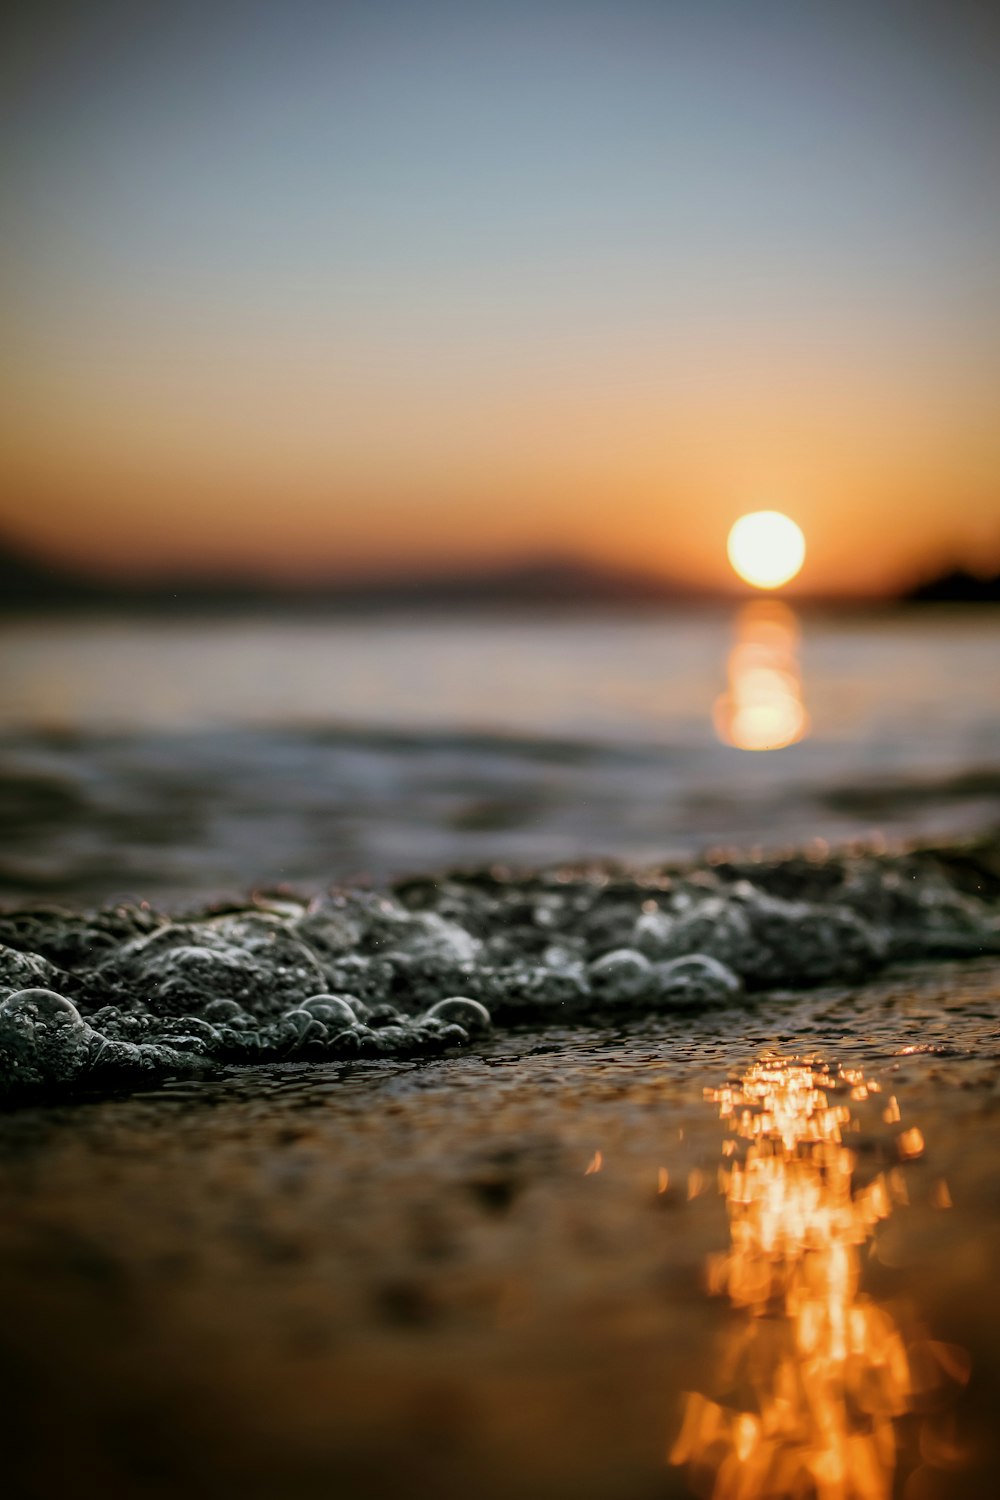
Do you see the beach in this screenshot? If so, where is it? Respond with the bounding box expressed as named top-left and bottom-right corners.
top-left (7, 1), bottom-right (1000, 1491)
top-left (1, 608), bottom-right (999, 1498)
top-left (1, 956), bottom-right (999, 1499)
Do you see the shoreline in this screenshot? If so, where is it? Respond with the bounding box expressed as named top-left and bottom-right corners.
top-left (1, 835), bottom-right (998, 1107)
top-left (0, 957), bottom-right (998, 1497)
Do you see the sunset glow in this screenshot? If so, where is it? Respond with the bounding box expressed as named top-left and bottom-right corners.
top-left (3, 1), bottom-right (1000, 595)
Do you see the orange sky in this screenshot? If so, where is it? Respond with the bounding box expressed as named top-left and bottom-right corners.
top-left (3, 0), bottom-right (999, 595)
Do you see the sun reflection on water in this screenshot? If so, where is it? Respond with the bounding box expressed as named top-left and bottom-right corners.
top-left (714, 602), bottom-right (808, 751)
top-left (670, 1057), bottom-right (969, 1499)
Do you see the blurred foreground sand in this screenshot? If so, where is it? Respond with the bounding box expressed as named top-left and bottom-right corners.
top-left (1, 959), bottom-right (999, 1500)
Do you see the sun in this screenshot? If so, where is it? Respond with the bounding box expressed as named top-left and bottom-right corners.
top-left (727, 511), bottom-right (805, 590)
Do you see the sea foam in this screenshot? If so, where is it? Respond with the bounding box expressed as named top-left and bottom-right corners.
top-left (1, 842), bottom-right (997, 1102)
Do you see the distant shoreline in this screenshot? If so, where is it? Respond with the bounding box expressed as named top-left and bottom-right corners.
top-left (2, 536), bottom-right (998, 615)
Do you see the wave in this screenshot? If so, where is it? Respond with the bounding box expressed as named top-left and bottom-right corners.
top-left (1, 839), bottom-right (998, 1105)
top-left (3, 723), bottom-right (1000, 906)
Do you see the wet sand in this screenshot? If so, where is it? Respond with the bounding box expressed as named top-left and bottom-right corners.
top-left (1, 957), bottom-right (999, 1500)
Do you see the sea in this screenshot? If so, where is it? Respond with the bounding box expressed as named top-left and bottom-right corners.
top-left (1, 603), bottom-right (998, 905)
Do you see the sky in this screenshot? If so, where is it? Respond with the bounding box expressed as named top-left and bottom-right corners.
top-left (3, 0), bottom-right (999, 595)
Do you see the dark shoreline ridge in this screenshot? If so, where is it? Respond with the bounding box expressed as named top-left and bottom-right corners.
top-left (2, 838), bottom-right (999, 1104)
top-left (3, 530), bottom-right (999, 614)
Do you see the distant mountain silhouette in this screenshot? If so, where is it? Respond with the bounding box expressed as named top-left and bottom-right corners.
top-left (902, 566), bottom-right (1000, 605)
top-left (0, 535), bottom-right (718, 614)
top-left (0, 539), bottom-right (101, 608)
top-left (6, 532), bottom-right (996, 613)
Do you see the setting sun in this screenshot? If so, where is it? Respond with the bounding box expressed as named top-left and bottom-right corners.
top-left (727, 511), bottom-right (806, 590)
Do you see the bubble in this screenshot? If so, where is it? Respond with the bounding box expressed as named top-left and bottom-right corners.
top-left (300, 994), bottom-right (359, 1026)
top-left (203, 999), bottom-right (247, 1022)
top-left (352, 1026), bottom-right (382, 1056)
top-left (281, 1009), bottom-right (331, 1046)
top-left (0, 989), bottom-right (92, 1087)
top-left (661, 898), bottom-right (753, 969)
top-left (653, 955), bottom-right (742, 1006)
top-left (366, 1004), bottom-right (403, 1029)
top-left (588, 949), bottom-right (652, 1003)
top-left (632, 910), bottom-right (676, 957)
top-left (0, 989), bottom-right (89, 1060)
top-left (0, 988), bottom-right (86, 1032)
top-left (329, 1028), bottom-right (362, 1053)
top-left (101, 923), bottom-right (328, 1018)
top-left (438, 1023), bottom-right (471, 1046)
top-left (423, 997), bottom-right (492, 1033)
top-left (158, 1016), bottom-right (219, 1045)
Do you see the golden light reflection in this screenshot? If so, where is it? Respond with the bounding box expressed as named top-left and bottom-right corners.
top-left (714, 601), bottom-right (809, 751)
top-left (670, 1057), bottom-right (970, 1499)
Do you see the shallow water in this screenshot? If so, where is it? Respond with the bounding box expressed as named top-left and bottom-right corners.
top-left (1, 960), bottom-right (998, 1500)
top-left (1, 608), bottom-right (998, 902)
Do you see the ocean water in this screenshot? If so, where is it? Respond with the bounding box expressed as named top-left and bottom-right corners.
top-left (1, 605), bottom-right (998, 903)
